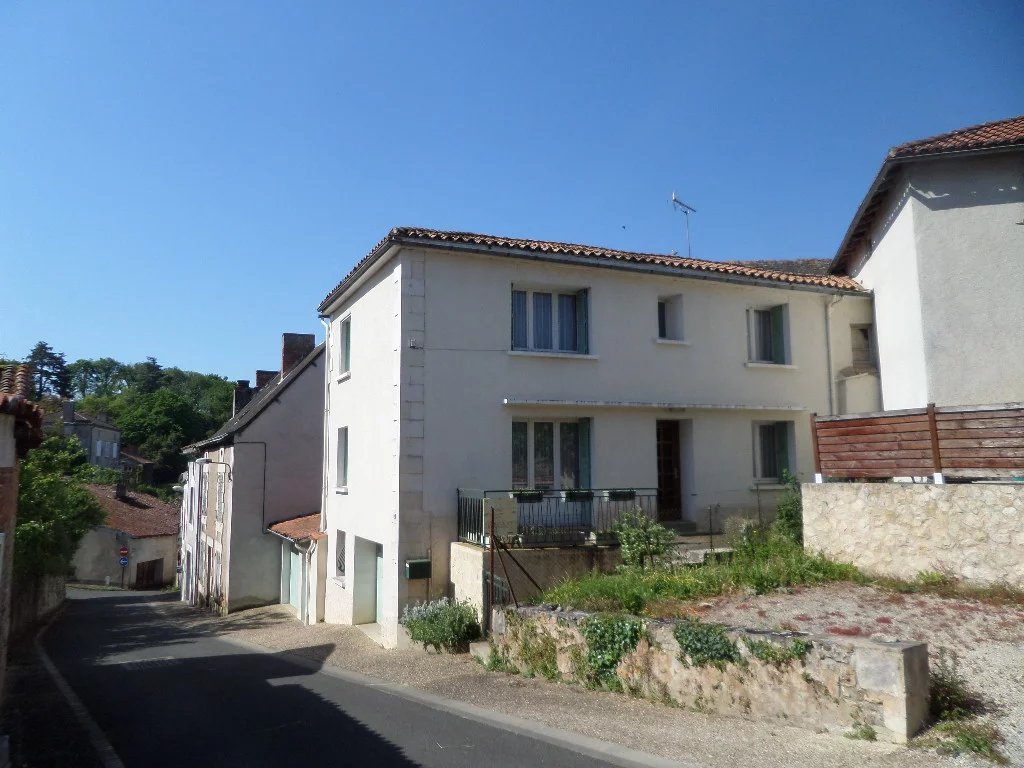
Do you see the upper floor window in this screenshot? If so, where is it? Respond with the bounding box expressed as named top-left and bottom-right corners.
top-left (512, 419), bottom-right (591, 490)
top-left (747, 305), bottom-right (789, 364)
top-left (336, 426), bottom-right (349, 489)
top-left (511, 288), bottom-right (589, 354)
top-left (851, 324), bottom-right (876, 369)
top-left (657, 295), bottom-right (684, 341)
top-left (215, 471), bottom-right (225, 522)
top-left (338, 316), bottom-right (352, 376)
top-left (753, 421), bottom-right (793, 482)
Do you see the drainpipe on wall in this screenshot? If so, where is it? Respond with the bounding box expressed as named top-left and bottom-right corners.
top-left (318, 314), bottom-right (332, 537)
top-left (824, 293), bottom-right (844, 416)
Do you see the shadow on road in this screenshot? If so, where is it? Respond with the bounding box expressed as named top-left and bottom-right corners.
top-left (42, 591), bottom-right (424, 767)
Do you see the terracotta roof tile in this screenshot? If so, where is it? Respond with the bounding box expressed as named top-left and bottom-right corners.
top-left (889, 114), bottom-right (1024, 159)
top-left (319, 228), bottom-right (863, 311)
top-left (0, 364), bottom-right (44, 454)
top-left (268, 512), bottom-right (324, 543)
top-left (85, 484), bottom-right (179, 538)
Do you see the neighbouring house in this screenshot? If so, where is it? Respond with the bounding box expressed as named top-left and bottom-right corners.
top-left (73, 484), bottom-right (179, 589)
top-left (119, 450), bottom-right (155, 484)
top-left (829, 114), bottom-right (1024, 410)
top-left (0, 365), bottom-right (43, 702)
top-left (267, 513), bottom-right (327, 622)
top-left (179, 334), bottom-right (326, 620)
top-left (317, 227), bottom-right (878, 647)
top-left (52, 401), bottom-right (122, 468)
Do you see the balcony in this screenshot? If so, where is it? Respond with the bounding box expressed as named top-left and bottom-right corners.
top-left (457, 488), bottom-right (659, 548)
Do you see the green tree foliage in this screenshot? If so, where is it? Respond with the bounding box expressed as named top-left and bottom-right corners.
top-left (67, 357), bottom-right (128, 398)
top-left (15, 436), bottom-right (105, 576)
top-left (26, 341), bottom-right (70, 399)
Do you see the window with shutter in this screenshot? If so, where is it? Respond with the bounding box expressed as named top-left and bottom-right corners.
top-left (510, 287), bottom-right (590, 354)
top-left (748, 304), bottom-right (788, 364)
top-left (336, 427), bottom-right (349, 488)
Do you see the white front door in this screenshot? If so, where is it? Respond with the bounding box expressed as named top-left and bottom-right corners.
top-left (288, 548), bottom-right (301, 610)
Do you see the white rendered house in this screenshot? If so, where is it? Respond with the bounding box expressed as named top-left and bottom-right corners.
top-left (180, 334), bottom-right (326, 620)
top-left (829, 114), bottom-right (1024, 410)
top-left (317, 227), bottom-right (877, 647)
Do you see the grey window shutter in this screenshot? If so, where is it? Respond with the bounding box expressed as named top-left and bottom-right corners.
top-left (511, 289), bottom-right (528, 349)
top-left (576, 289), bottom-right (589, 354)
top-left (578, 417), bottom-right (592, 488)
top-left (770, 305), bottom-right (787, 364)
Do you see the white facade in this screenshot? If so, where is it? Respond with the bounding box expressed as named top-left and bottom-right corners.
top-left (845, 151), bottom-right (1024, 409)
top-left (180, 344), bottom-right (326, 618)
top-left (321, 239), bottom-right (877, 647)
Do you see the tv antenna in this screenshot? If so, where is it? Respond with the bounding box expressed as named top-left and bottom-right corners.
top-left (670, 192), bottom-right (697, 258)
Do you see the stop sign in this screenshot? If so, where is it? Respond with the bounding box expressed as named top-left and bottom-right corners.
top-left (119, 546), bottom-right (129, 557)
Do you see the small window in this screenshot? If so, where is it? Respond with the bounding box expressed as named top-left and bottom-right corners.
top-left (511, 287), bottom-right (589, 354)
top-left (753, 421), bottom-right (792, 482)
top-left (215, 471), bottom-right (225, 522)
top-left (657, 295), bottom-right (684, 340)
top-left (748, 305), bottom-right (788, 364)
top-left (95, 440), bottom-right (103, 458)
top-left (851, 324), bottom-right (876, 368)
top-left (512, 419), bottom-right (591, 490)
top-left (339, 317), bottom-right (352, 375)
top-left (335, 531), bottom-right (346, 578)
top-left (112, 443), bottom-right (119, 460)
top-left (336, 427), bottom-right (349, 488)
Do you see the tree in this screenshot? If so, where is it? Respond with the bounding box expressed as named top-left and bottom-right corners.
top-left (25, 341), bottom-right (70, 399)
top-left (68, 357), bottom-right (128, 398)
top-left (126, 357), bottom-right (163, 394)
top-left (116, 389), bottom-right (209, 479)
top-left (15, 436), bottom-right (105, 576)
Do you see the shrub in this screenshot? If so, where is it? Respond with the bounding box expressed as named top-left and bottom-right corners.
top-left (930, 649), bottom-right (973, 722)
top-left (612, 509), bottom-right (676, 570)
top-left (580, 614), bottom-right (644, 687)
top-left (845, 722), bottom-right (878, 741)
top-left (922, 721), bottom-right (1005, 763)
top-left (771, 470), bottom-right (803, 544)
top-left (674, 617), bottom-right (740, 669)
top-left (744, 637), bottom-right (811, 667)
top-left (400, 598), bottom-right (481, 652)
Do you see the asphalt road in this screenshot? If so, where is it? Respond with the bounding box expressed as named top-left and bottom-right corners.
top-left (43, 590), bottom-right (668, 768)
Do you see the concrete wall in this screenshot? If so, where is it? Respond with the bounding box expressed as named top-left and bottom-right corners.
top-left (850, 153), bottom-right (1024, 409)
top-left (491, 606), bottom-right (929, 743)
top-left (803, 482), bottom-right (1024, 588)
top-left (71, 528), bottom-right (176, 588)
top-left (10, 574), bottom-right (65, 640)
top-left (450, 541), bottom-right (621, 618)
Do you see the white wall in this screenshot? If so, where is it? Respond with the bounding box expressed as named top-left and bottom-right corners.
top-left (72, 528), bottom-right (177, 587)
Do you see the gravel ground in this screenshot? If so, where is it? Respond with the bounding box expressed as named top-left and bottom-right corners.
top-left (145, 597), bottom-right (984, 768)
top-left (697, 584), bottom-right (1024, 765)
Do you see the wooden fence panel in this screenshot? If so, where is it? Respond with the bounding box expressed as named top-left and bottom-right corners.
top-left (813, 403), bottom-right (1024, 480)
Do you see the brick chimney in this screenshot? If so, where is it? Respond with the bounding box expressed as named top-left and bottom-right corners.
top-left (255, 370), bottom-right (279, 388)
top-left (232, 380), bottom-right (253, 416)
top-left (281, 333), bottom-right (315, 376)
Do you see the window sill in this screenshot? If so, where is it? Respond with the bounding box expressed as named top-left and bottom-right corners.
top-left (508, 350), bottom-right (599, 360)
top-left (332, 576), bottom-right (346, 588)
top-left (744, 362), bottom-right (798, 370)
top-left (334, 487), bottom-right (349, 495)
top-left (653, 337), bottom-right (690, 347)
top-left (337, 371), bottom-right (351, 383)
top-left (750, 483), bottom-right (787, 491)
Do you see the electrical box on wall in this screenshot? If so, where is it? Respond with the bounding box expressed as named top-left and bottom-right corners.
top-left (405, 559), bottom-right (431, 580)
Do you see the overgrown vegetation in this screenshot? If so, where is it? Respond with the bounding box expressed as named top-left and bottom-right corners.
top-left (579, 614), bottom-right (644, 688)
top-left (541, 529), bottom-right (863, 615)
top-left (845, 721), bottom-right (878, 742)
top-left (513, 617), bottom-right (560, 680)
top-left (771, 470), bottom-right (803, 544)
top-left (612, 509), bottom-right (676, 570)
top-left (911, 649), bottom-right (1006, 763)
top-left (15, 436), bottom-right (105, 576)
top-left (744, 636), bottom-right (812, 667)
top-left (673, 617), bottom-right (740, 669)
top-left (400, 598), bottom-right (481, 653)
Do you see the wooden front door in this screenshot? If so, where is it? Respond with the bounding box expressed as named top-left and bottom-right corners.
top-left (656, 421), bottom-right (682, 521)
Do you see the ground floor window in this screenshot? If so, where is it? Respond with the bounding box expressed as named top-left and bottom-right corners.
top-left (335, 530), bottom-right (346, 579)
top-left (753, 421), bottom-right (793, 482)
top-left (512, 419), bottom-right (591, 489)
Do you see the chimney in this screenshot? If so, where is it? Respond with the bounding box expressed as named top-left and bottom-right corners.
top-left (281, 333), bottom-right (315, 376)
top-left (62, 400), bottom-right (75, 423)
top-left (233, 380), bottom-right (253, 416)
top-left (255, 370), bottom-right (279, 388)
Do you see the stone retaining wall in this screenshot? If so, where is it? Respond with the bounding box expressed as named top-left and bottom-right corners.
top-left (803, 482), bottom-right (1024, 588)
top-left (487, 606), bottom-right (929, 743)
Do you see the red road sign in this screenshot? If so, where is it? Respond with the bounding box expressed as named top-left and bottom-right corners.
top-left (119, 546), bottom-right (129, 557)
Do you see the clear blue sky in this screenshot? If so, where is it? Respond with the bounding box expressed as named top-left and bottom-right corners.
top-left (3, 2), bottom-right (1021, 381)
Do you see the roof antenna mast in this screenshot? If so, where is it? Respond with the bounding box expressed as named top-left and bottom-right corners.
top-left (670, 192), bottom-right (697, 258)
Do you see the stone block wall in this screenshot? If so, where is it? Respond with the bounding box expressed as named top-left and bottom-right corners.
top-left (490, 606), bottom-right (929, 743)
top-left (803, 482), bottom-right (1024, 588)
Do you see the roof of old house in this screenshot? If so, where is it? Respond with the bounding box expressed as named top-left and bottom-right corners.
top-left (184, 342), bottom-right (325, 453)
top-left (119, 450), bottom-right (153, 466)
top-left (267, 512), bottom-right (324, 543)
top-left (831, 114), bottom-right (1024, 273)
top-left (0, 364), bottom-right (44, 454)
top-left (319, 227), bottom-right (864, 311)
top-left (84, 484), bottom-right (179, 538)
top-left (732, 258), bottom-right (831, 276)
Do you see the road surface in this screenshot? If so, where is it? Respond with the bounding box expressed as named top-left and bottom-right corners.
top-left (43, 589), bottom-right (676, 768)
